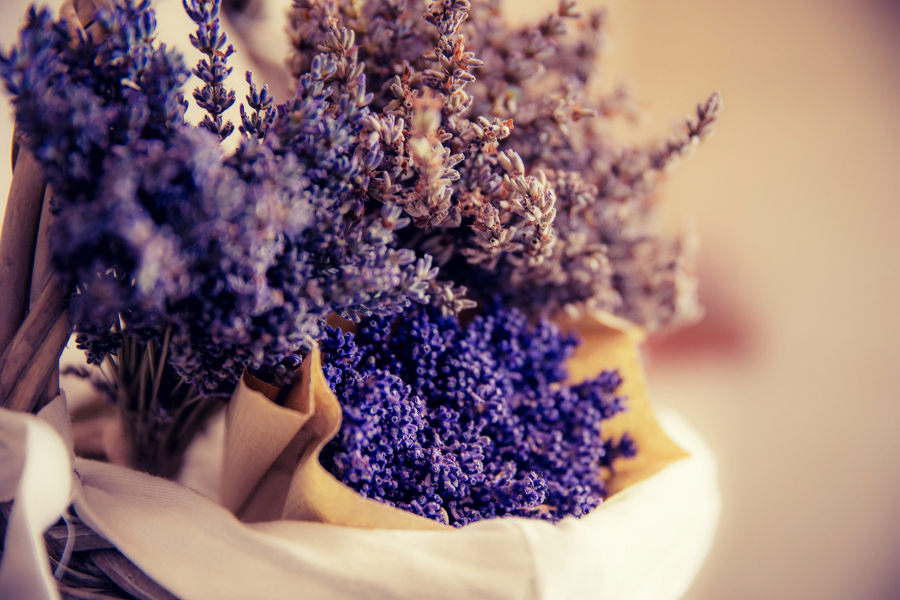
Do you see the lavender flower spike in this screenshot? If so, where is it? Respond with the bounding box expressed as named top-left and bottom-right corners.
top-left (184, 0), bottom-right (236, 140)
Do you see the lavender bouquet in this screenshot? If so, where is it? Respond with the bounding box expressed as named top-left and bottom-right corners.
top-left (0, 0), bottom-right (717, 538)
top-left (1, 0), bottom-right (451, 475)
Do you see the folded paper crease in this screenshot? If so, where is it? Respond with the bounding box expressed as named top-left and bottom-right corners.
top-left (222, 348), bottom-right (445, 529)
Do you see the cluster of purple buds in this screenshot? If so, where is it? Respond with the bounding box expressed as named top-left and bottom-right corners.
top-left (1, 0), bottom-right (717, 392)
top-left (0, 0), bottom-right (451, 392)
top-left (319, 304), bottom-right (636, 526)
top-left (184, 0), bottom-right (236, 139)
top-left (288, 0), bottom-right (720, 330)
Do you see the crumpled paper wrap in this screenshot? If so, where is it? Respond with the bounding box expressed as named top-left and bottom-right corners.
top-left (221, 348), bottom-right (444, 529)
top-left (561, 312), bottom-right (690, 495)
top-left (219, 313), bottom-right (689, 529)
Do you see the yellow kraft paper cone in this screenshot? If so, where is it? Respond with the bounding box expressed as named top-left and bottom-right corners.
top-left (222, 348), bottom-right (445, 529)
top-left (559, 312), bottom-right (690, 496)
top-left (222, 315), bottom-right (686, 528)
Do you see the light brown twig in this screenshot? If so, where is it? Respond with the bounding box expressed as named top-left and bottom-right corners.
top-left (0, 272), bottom-right (71, 412)
top-left (0, 143), bottom-right (47, 358)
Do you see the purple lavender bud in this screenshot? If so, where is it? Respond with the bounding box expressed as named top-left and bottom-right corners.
top-left (320, 303), bottom-right (634, 526)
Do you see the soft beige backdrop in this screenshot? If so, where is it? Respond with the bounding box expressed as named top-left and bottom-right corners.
top-left (587, 1), bottom-right (900, 599)
top-left (2, 0), bottom-right (900, 598)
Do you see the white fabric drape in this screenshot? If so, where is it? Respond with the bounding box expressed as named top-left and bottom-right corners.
top-left (0, 397), bottom-right (72, 600)
top-left (0, 395), bottom-right (719, 600)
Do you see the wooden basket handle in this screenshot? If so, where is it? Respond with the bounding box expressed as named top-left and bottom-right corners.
top-left (0, 0), bottom-right (115, 413)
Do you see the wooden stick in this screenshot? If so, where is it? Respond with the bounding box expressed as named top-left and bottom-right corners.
top-left (30, 186), bottom-right (60, 405)
top-left (0, 144), bottom-right (46, 358)
top-left (0, 272), bottom-right (70, 411)
top-left (30, 188), bottom-right (55, 308)
top-left (2, 310), bottom-right (72, 413)
top-left (61, 0), bottom-right (117, 41)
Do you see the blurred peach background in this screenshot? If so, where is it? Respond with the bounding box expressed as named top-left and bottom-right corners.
top-left (593, 1), bottom-right (900, 599)
top-left (3, 0), bottom-right (900, 598)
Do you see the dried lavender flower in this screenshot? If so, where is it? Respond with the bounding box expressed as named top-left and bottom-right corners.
top-left (0, 0), bottom-right (445, 392)
top-left (238, 71), bottom-right (274, 138)
top-left (184, 0), bottom-right (237, 140)
top-left (320, 304), bottom-right (635, 526)
top-left (288, 0), bottom-right (720, 330)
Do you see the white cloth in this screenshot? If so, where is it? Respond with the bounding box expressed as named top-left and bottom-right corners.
top-left (0, 396), bottom-right (720, 600)
top-left (0, 396), bottom-right (72, 600)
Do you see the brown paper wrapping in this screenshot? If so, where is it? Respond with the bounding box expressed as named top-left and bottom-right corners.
top-left (560, 312), bottom-right (690, 496)
top-left (220, 314), bottom-right (687, 530)
top-left (222, 348), bottom-right (445, 529)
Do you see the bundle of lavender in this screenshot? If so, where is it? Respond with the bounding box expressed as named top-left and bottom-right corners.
top-left (0, 0), bottom-right (718, 535)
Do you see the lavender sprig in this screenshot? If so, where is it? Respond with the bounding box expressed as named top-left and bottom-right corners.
top-left (238, 71), bottom-right (273, 138)
top-left (0, 1), bottom-right (188, 203)
top-left (184, 0), bottom-right (236, 140)
top-left (0, 0), bottom-right (712, 496)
